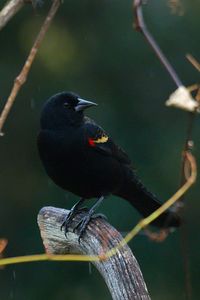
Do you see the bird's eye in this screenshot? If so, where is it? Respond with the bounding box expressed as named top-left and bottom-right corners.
top-left (64, 102), bottom-right (74, 110)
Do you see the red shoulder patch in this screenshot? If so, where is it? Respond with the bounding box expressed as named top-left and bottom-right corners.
top-left (88, 138), bottom-right (96, 147)
top-left (88, 135), bottom-right (109, 147)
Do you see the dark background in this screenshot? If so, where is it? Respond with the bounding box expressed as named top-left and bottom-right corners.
top-left (0, 0), bottom-right (199, 299)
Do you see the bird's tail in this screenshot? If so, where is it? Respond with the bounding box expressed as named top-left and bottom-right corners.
top-left (116, 175), bottom-right (181, 228)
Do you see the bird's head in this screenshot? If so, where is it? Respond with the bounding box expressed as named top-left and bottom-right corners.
top-left (40, 91), bottom-right (97, 130)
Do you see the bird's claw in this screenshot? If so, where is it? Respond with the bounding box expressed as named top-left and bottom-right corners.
top-left (61, 207), bottom-right (88, 236)
top-left (73, 214), bottom-right (92, 242)
top-left (73, 212), bottom-right (107, 242)
top-left (91, 213), bottom-right (107, 220)
top-left (61, 196), bottom-right (106, 242)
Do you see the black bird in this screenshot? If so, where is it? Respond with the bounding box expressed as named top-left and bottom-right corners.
top-left (37, 91), bottom-right (180, 238)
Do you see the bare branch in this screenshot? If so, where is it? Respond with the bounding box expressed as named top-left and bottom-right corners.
top-left (0, 0), bottom-right (25, 30)
top-left (133, 0), bottom-right (182, 88)
top-left (186, 54), bottom-right (200, 73)
top-left (38, 206), bottom-right (151, 300)
top-left (0, 0), bottom-right (61, 135)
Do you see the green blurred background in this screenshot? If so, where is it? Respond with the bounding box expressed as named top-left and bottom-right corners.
top-left (0, 0), bottom-right (199, 299)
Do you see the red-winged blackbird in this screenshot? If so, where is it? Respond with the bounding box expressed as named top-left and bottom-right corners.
top-left (38, 91), bottom-right (180, 238)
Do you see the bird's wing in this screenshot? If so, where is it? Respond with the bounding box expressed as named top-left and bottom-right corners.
top-left (83, 117), bottom-right (131, 165)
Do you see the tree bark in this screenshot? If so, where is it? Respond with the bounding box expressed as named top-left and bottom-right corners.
top-left (38, 206), bottom-right (151, 300)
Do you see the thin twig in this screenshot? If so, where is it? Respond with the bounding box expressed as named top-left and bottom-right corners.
top-left (0, 0), bottom-right (61, 135)
top-left (186, 54), bottom-right (200, 72)
top-left (178, 54), bottom-right (200, 300)
top-left (0, 0), bottom-right (25, 31)
top-left (133, 0), bottom-right (182, 87)
top-left (0, 238), bottom-right (8, 269)
top-left (186, 54), bottom-right (200, 102)
top-left (133, 4), bottom-right (197, 299)
top-left (175, 123), bottom-right (196, 299)
top-left (167, 0), bottom-right (184, 16)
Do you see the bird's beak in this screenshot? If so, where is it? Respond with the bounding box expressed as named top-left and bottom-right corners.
top-left (75, 98), bottom-right (97, 112)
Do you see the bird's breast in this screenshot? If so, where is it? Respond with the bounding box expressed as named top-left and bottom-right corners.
top-left (38, 129), bottom-right (125, 198)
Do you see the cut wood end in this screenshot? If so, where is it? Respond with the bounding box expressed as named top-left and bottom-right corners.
top-left (37, 206), bottom-right (151, 300)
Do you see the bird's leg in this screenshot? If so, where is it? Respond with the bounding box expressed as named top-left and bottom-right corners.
top-left (61, 198), bottom-right (87, 235)
top-left (74, 195), bottom-right (106, 242)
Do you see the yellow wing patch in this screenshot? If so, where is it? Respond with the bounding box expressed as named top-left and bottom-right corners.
top-left (88, 134), bottom-right (109, 147)
top-left (94, 135), bottom-right (108, 143)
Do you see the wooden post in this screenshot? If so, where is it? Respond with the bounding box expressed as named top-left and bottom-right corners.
top-left (38, 206), bottom-right (151, 300)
